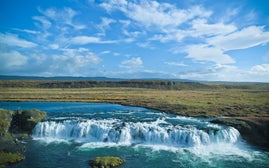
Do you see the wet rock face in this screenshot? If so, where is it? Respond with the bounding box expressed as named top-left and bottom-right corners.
top-left (211, 117), bottom-right (269, 150)
top-left (89, 156), bottom-right (125, 168)
top-left (0, 109), bottom-right (46, 167)
top-left (9, 109), bottom-right (46, 134)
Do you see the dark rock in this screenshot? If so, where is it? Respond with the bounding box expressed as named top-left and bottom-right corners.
top-left (0, 108), bottom-right (46, 167)
top-left (211, 117), bottom-right (269, 150)
top-left (9, 109), bottom-right (46, 134)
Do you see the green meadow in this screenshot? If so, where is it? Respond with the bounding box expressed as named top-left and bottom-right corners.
top-left (1, 80), bottom-right (268, 118)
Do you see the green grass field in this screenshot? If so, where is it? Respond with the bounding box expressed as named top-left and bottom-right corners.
top-left (1, 86), bottom-right (268, 117)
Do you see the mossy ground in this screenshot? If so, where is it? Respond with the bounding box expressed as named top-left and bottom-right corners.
top-left (0, 152), bottom-right (25, 167)
top-left (89, 156), bottom-right (125, 168)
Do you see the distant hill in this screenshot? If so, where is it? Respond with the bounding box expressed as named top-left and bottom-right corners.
top-left (0, 75), bottom-right (193, 82)
top-left (1, 75), bottom-right (268, 90)
top-left (0, 76), bottom-right (209, 90)
top-left (0, 75), bottom-right (124, 81)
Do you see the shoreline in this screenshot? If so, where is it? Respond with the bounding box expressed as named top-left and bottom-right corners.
top-left (0, 86), bottom-right (268, 150)
top-left (1, 100), bottom-right (269, 151)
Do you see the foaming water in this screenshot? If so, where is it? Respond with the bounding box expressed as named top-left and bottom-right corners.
top-left (32, 118), bottom-right (241, 149)
top-left (1, 102), bottom-right (268, 168)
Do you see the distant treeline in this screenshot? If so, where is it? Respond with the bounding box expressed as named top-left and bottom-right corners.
top-left (1, 80), bottom-right (269, 90)
top-left (0, 80), bottom-right (207, 90)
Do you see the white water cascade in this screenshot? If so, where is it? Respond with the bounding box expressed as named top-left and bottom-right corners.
top-left (32, 118), bottom-right (240, 148)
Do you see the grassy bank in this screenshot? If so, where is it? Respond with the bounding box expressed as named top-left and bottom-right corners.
top-left (0, 87), bottom-right (268, 117)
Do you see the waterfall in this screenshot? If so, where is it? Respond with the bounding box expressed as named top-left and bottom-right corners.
top-left (32, 118), bottom-right (240, 147)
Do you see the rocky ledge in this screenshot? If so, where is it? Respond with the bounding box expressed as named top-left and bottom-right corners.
top-left (89, 156), bottom-right (125, 168)
top-left (211, 117), bottom-right (269, 150)
top-left (0, 109), bottom-right (46, 167)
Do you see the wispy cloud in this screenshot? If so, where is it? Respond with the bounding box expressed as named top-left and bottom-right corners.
top-left (97, 17), bottom-right (116, 36)
top-left (190, 19), bottom-right (237, 36)
top-left (49, 48), bottom-right (101, 75)
top-left (0, 48), bottom-right (101, 76)
top-left (37, 7), bottom-right (85, 30)
top-left (120, 57), bottom-right (143, 69)
top-left (184, 45), bottom-right (235, 64)
top-left (32, 16), bottom-right (52, 30)
top-left (101, 1), bottom-right (211, 30)
top-left (0, 33), bottom-right (37, 48)
top-left (13, 28), bottom-right (40, 35)
top-left (70, 36), bottom-right (102, 45)
top-left (165, 62), bottom-right (187, 67)
top-left (250, 64), bottom-right (269, 76)
top-left (1, 0), bottom-right (268, 82)
top-left (100, 50), bottom-right (111, 55)
top-left (0, 51), bottom-right (28, 70)
top-left (100, 0), bottom-right (212, 43)
top-left (100, 0), bottom-right (269, 67)
top-left (208, 26), bottom-right (269, 51)
top-left (70, 36), bottom-right (117, 45)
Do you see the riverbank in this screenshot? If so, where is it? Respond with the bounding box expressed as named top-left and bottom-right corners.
top-left (0, 84), bottom-right (268, 150)
top-left (0, 109), bottom-right (46, 167)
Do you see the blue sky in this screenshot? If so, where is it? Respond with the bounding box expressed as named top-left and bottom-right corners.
top-left (0, 0), bottom-right (269, 82)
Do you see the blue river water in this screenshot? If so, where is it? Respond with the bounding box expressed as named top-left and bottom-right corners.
top-left (0, 102), bottom-right (268, 168)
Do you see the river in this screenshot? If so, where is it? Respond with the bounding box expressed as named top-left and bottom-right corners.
top-left (0, 102), bottom-right (268, 168)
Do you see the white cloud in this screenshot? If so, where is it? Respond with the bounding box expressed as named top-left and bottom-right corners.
top-left (250, 64), bottom-right (269, 76)
top-left (47, 48), bottom-right (101, 75)
top-left (32, 16), bottom-right (52, 29)
top-left (190, 19), bottom-right (237, 36)
top-left (102, 1), bottom-right (211, 30)
top-left (97, 17), bottom-right (116, 35)
top-left (165, 62), bottom-right (187, 67)
top-left (28, 48), bottom-right (101, 76)
top-left (181, 25), bottom-right (269, 65)
top-left (0, 47), bottom-right (102, 76)
top-left (220, 8), bottom-right (240, 23)
top-left (100, 0), bottom-right (128, 12)
top-left (0, 51), bottom-right (28, 69)
top-left (49, 44), bottom-right (60, 50)
top-left (137, 42), bottom-right (155, 49)
top-left (70, 36), bottom-right (101, 45)
top-left (13, 28), bottom-right (40, 35)
top-left (185, 45), bottom-right (235, 64)
top-left (149, 18), bottom-right (237, 43)
top-left (37, 7), bottom-right (85, 30)
top-left (62, 48), bottom-right (101, 64)
top-left (39, 7), bottom-right (74, 24)
top-left (0, 33), bottom-right (37, 48)
top-left (150, 29), bottom-right (188, 42)
top-left (70, 36), bottom-right (116, 45)
top-left (121, 57), bottom-right (143, 69)
top-left (173, 64), bottom-right (242, 81)
top-left (100, 50), bottom-right (111, 54)
top-left (173, 63), bottom-right (269, 82)
top-left (208, 26), bottom-right (269, 51)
